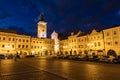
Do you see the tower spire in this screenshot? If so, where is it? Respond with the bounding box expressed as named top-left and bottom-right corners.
top-left (39, 12), bottom-right (45, 22)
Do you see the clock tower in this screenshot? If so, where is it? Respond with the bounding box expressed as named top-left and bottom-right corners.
top-left (37, 13), bottom-right (47, 38)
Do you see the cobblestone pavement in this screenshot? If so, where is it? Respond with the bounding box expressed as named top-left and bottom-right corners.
top-left (1, 58), bottom-right (120, 80)
top-left (0, 59), bottom-right (66, 80)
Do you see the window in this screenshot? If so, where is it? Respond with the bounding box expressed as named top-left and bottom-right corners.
top-left (3, 37), bottom-right (5, 40)
top-left (98, 42), bottom-right (101, 46)
top-left (81, 45), bottom-right (83, 48)
top-left (23, 40), bottom-right (25, 42)
top-left (115, 41), bottom-right (118, 45)
top-left (12, 45), bottom-right (14, 48)
top-left (26, 45), bottom-right (28, 48)
top-left (13, 38), bottom-right (15, 41)
top-left (94, 42), bottom-right (97, 47)
top-left (107, 42), bottom-right (111, 45)
top-left (22, 45), bottom-right (24, 48)
top-left (26, 40), bottom-right (28, 42)
top-left (114, 31), bottom-right (117, 35)
top-left (18, 45), bottom-right (21, 48)
top-left (19, 39), bottom-right (21, 42)
top-left (74, 39), bottom-right (76, 42)
top-left (9, 38), bottom-right (11, 41)
top-left (98, 36), bottom-right (100, 38)
top-left (2, 44), bottom-right (5, 48)
top-left (106, 32), bottom-right (109, 36)
top-left (74, 46), bottom-right (76, 48)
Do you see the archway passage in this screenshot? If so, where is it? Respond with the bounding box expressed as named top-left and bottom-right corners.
top-left (107, 49), bottom-right (117, 57)
top-left (74, 50), bottom-right (77, 55)
top-left (65, 51), bottom-right (68, 55)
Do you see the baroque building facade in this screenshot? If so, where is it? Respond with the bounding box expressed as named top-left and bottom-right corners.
top-left (0, 13), bottom-right (54, 57)
top-left (59, 26), bottom-right (120, 57)
top-left (1, 13), bottom-right (120, 57)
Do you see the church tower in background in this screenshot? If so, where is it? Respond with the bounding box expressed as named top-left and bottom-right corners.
top-left (37, 13), bottom-right (47, 38)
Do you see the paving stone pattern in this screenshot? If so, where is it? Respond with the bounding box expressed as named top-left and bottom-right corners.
top-left (0, 60), bottom-right (66, 80)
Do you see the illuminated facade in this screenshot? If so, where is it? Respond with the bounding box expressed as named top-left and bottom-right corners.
top-left (87, 29), bottom-right (104, 56)
top-left (31, 38), bottom-right (54, 56)
top-left (0, 13), bottom-right (54, 57)
top-left (59, 26), bottom-right (120, 56)
top-left (37, 13), bottom-right (47, 38)
top-left (103, 26), bottom-right (120, 56)
top-left (1, 12), bottom-right (120, 57)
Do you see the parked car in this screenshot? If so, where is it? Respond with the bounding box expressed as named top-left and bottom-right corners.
top-left (25, 55), bottom-right (35, 58)
top-left (99, 56), bottom-right (110, 63)
top-left (88, 55), bottom-right (99, 62)
top-left (112, 57), bottom-right (120, 63)
top-left (7, 54), bottom-right (14, 59)
top-left (78, 55), bottom-right (88, 61)
top-left (0, 54), bottom-right (5, 59)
